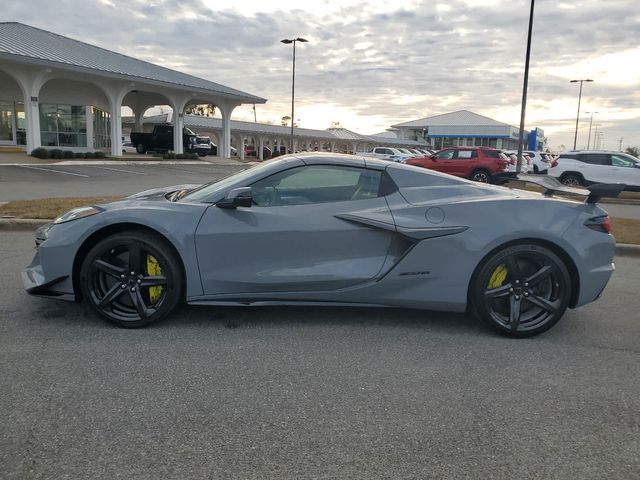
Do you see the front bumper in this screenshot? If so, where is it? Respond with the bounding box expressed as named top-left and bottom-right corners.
top-left (22, 250), bottom-right (75, 301)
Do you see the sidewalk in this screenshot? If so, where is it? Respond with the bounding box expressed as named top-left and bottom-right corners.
top-left (0, 151), bottom-right (252, 167)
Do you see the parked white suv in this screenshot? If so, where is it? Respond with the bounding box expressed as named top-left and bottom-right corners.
top-left (364, 147), bottom-right (412, 162)
top-left (548, 150), bottom-right (640, 191)
top-left (524, 150), bottom-right (557, 174)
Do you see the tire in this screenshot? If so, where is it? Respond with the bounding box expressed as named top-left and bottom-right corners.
top-left (560, 173), bottom-right (583, 186)
top-left (470, 243), bottom-right (571, 337)
top-left (79, 231), bottom-right (183, 328)
top-left (533, 165), bottom-right (539, 174)
top-left (136, 143), bottom-right (147, 154)
top-left (470, 169), bottom-right (492, 183)
top-left (197, 152), bottom-right (206, 157)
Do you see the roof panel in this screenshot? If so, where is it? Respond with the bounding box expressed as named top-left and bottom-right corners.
top-left (0, 22), bottom-right (265, 103)
top-left (391, 110), bottom-right (511, 128)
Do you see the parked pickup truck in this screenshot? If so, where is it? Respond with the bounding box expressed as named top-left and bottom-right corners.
top-left (362, 146), bottom-right (413, 163)
top-left (130, 125), bottom-right (212, 156)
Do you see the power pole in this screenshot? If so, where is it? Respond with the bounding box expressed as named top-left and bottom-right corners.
top-left (516, 0), bottom-right (535, 173)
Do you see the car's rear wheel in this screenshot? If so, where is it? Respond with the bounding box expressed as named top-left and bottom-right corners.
top-left (80, 231), bottom-right (183, 328)
top-left (136, 143), bottom-right (147, 154)
top-left (471, 244), bottom-right (571, 337)
top-left (560, 173), bottom-right (583, 186)
top-left (471, 169), bottom-right (492, 183)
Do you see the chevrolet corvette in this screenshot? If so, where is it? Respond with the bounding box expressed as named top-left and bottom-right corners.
top-left (23, 153), bottom-right (623, 337)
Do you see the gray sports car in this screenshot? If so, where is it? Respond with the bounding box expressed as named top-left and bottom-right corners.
top-left (23, 153), bottom-right (623, 337)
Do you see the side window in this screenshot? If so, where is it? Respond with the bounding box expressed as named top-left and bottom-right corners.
top-left (611, 154), bottom-right (636, 167)
top-left (435, 149), bottom-right (455, 160)
top-left (483, 150), bottom-right (500, 158)
top-left (583, 154), bottom-right (610, 165)
top-left (455, 150), bottom-right (477, 160)
top-left (250, 166), bottom-right (382, 207)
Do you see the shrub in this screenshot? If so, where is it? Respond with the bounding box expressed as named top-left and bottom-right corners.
top-left (31, 148), bottom-right (49, 159)
top-left (93, 151), bottom-right (107, 159)
top-left (84, 152), bottom-right (95, 159)
top-left (49, 149), bottom-right (64, 159)
top-left (74, 152), bottom-right (85, 159)
top-left (189, 153), bottom-right (199, 160)
top-left (63, 150), bottom-right (75, 159)
top-left (164, 153), bottom-right (176, 160)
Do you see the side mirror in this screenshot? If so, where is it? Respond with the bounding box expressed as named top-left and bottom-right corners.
top-left (216, 187), bottom-right (253, 209)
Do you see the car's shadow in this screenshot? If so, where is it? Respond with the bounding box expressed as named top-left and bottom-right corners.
top-left (27, 298), bottom-right (492, 337)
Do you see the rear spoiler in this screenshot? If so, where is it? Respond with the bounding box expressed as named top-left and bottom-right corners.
top-left (516, 174), bottom-right (626, 204)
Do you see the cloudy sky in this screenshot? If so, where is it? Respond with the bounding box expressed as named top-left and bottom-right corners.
top-left (4, 0), bottom-right (640, 149)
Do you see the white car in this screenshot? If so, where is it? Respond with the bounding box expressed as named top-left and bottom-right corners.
top-left (122, 142), bottom-right (137, 154)
top-left (502, 150), bottom-right (532, 174)
top-left (524, 150), bottom-right (557, 174)
top-left (548, 150), bottom-right (640, 190)
top-left (363, 147), bottom-right (411, 163)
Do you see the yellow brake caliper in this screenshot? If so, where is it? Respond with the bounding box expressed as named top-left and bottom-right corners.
top-left (146, 255), bottom-right (163, 303)
top-left (488, 264), bottom-right (508, 289)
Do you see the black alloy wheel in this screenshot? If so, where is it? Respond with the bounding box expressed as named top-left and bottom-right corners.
top-left (472, 244), bottom-right (571, 337)
top-left (471, 170), bottom-right (492, 183)
top-left (80, 231), bottom-right (183, 327)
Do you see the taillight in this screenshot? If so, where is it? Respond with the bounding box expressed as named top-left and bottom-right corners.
top-left (585, 215), bottom-right (611, 234)
top-left (509, 158), bottom-right (516, 165)
top-left (551, 160), bottom-right (558, 168)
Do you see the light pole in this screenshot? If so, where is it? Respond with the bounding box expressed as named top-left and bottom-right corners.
top-left (516, 0), bottom-right (535, 173)
top-left (281, 37), bottom-right (308, 153)
top-left (585, 111), bottom-right (598, 150)
top-left (570, 79), bottom-right (593, 150)
top-left (593, 124), bottom-right (601, 149)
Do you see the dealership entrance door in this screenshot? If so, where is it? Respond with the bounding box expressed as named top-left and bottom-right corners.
top-left (0, 101), bottom-right (26, 146)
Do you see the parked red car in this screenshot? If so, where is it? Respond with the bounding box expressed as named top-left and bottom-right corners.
top-left (405, 147), bottom-right (512, 183)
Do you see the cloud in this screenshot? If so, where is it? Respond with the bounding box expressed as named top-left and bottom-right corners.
top-left (2, 0), bottom-right (639, 148)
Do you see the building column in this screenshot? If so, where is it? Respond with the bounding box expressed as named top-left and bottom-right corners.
top-left (218, 103), bottom-right (238, 158)
top-left (258, 137), bottom-right (264, 160)
top-left (173, 112), bottom-right (184, 154)
top-left (238, 135), bottom-right (246, 160)
top-left (352, 142), bottom-right (358, 154)
top-left (24, 95), bottom-right (41, 153)
top-left (109, 98), bottom-right (123, 157)
top-left (86, 107), bottom-right (94, 150)
top-left (330, 142), bottom-right (336, 153)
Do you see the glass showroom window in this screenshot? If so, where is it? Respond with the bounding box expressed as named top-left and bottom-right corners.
top-left (39, 103), bottom-right (87, 147)
top-left (93, 107), bottom-right (111, 149)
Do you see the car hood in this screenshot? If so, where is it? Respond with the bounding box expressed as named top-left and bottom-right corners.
top-left (127, 184), bottom-right (201, 200)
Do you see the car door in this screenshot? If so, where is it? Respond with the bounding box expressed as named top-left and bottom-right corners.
top-left (430, 149), bottom-right (456, 173)
top-left (450, 149), bottom-right (477, 177)
top-left (610, 154), bottom-right (640, 186)
top-left (578, 153), bottom-right (611, 183)
top-left (195, 164), bottom-right (396, 295)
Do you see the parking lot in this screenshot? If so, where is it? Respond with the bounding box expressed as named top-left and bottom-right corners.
top-left (1, 230), bottom-right (639, 479)
top-left (0, 162), bottom-right (247, 201)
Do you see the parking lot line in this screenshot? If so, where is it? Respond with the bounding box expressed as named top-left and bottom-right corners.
top-left (87, 166), bottom-right (146, 175)
top-left (18, 165), bottom-right (89, 178)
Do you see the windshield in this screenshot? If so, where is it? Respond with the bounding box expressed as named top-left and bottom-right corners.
top-left (181, 160), bottom-right (278, 202)
top-left (184, 127), bottom-right (197, 136)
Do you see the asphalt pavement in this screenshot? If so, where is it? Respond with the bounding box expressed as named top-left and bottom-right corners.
top-left (1, 231), bottom-right (639, 479)
top-left (0, 162), bottom-right (247, 201)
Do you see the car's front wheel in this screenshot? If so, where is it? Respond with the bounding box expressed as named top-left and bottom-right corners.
top-left (80, 231), bottom-right (183, 328)
top-left (136, 143), bottom-right (147, 154)
top-left (471, 244), bottom-right (571, 337)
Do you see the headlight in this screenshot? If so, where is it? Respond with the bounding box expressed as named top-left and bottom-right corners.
top-left (53, 206), bottom-right (104, 224)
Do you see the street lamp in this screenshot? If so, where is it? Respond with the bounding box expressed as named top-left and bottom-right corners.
top-left (281, 37), bottom-right (308, 153)
top-left (585, 111), bottom-right (598, 150)
top-left (570, 79), bottom-right (593, 150)
top-left (515, 0), bottom-right (535, 173)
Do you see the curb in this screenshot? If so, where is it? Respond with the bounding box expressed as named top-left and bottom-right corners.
top-left (1, 218), bottom-right (639, 257)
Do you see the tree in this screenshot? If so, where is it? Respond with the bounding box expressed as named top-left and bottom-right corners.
top-left (185, 104), bottom-right (217, 117)
top-left (625, 146), bottom-right (639, 158)
top-left (330, 121), bottom-right (342, 128)
top-left (281, 115), bottom-right (291, 126)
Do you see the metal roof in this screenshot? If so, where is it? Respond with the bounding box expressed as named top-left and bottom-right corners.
top-left (123, 114), bottom-right (427, 146)
top-left (391, 110), bottom-right (511, 128)
top-left (0, 22), bottom-right (265, 103)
